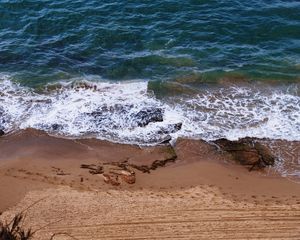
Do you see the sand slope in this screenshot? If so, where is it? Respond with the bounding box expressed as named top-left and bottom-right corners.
top-left (1, 186), bottom-right (300, 240)
top-left (1, 130), bottom-right (300, 239)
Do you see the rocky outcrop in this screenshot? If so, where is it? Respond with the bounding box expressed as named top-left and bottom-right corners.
top-left (87, 105), bottom-right (164, 128)
top-left (213, 138), bottom-right (275, 170)
top-left (129, 154), bottom-right (177, 174)
top-left (129, 144), bottom-right (177, 173)
top-left (80, 164), bottom-right (104, 175)
top-left (84, 106), bottom-right (182, 144)
top-left (80, 144), bottom-right (177, 185)
top-left (81, 162), bottom-right (136, 186)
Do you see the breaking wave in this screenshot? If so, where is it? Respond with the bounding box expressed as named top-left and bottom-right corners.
top-left (0, 74), bottom-right (299, 145)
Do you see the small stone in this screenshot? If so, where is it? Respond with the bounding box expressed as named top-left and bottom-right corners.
top-left (102, 173), bottom-right (120, 186)
top-left (121, 174), bottom-right (136, 184)
top-left (109, 169), bottom-right (136, 184)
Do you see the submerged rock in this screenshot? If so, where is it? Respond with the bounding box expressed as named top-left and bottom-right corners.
top-left (51, 123), bottom-right (63, 131)
top-left (0, 108), bottom-right (5, 136)
top-left (157, 122), bottom-right (182, 134)
top-left (86, 105), bottom-right (164, 130)
top-left (171, 122), bottom-right (182, 131)
top-left (213, 138), bottom-right (275, 170)
top-left (133, 107), bottom-right (164, 127)
top-left (86, 104), bottom-right (132, 123)
top-left (159, 135), bottom-right (172, 144)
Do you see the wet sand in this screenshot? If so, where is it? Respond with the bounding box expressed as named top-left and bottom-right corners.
top-left (0, 129), bottom-right (300, 239)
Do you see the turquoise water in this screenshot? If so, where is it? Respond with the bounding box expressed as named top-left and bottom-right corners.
top-left (0, 0), bottom-right (299, 144)
top-left (0, 1), bottom-right (299, 177)
top-left (0, 0), bottom-right (300, 87)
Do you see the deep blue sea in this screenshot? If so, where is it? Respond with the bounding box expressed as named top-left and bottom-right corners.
top-left (0, 0), bottom-right (299, 146)
top-left (1, 0), bottom-right (300, 85)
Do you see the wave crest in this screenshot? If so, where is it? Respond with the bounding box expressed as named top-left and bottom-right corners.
top-left (0, 74), bottom-right (299, 144)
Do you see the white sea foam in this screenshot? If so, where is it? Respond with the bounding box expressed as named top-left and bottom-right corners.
top-left (0, 74), bottom-right (299, 145)
top-left (178, 86), bottom-right (300, 142)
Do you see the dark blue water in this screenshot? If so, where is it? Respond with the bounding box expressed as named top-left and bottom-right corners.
top-left (0, 0), bottom-right (300, 87)
top-left (0, 1), bottom-right (299, 178)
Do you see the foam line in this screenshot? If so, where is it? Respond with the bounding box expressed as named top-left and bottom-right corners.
top-left (0, 74), bottom-right (299, 145)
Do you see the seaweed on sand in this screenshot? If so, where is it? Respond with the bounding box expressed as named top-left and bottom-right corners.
top-left (0, 213), bottom-right (33, 240)
top-left (0, 213), bottom-right (79, 240)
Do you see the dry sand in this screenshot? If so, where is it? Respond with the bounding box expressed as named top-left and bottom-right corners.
top-left (0, 129), bottom-right (300, 239)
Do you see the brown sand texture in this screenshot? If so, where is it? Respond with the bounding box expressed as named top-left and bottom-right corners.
top-left (1, 186), bottom-right (300, 240)
top-left (0, 129), bottom-right (300, 239)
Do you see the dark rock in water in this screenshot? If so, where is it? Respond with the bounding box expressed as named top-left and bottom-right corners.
top-left (133, 108), bottom-right (164, 127)
top-left (86, 105), bottom-right (164, 131)
top-left (0, 108), bottom-right (5, 127)
top-left (159, 135), bottom-right (172, 144)
top-left (147, 123), bottom-right (182, 144)
top-left (157, 122), bottom-right (182, 134)
top-left (86, 104), bottom-right (134, 129)
top-left (51, 124), bottom-right (63, 131)
top-left (0, 129), bottom-right (5, 136)
top-left (31, 99), bottom-right (52, 104)
top-left (173, 122), bottom-right (182, 131)
top-left (36, 123), bottom-right (64, 132)
top-left (213, 138), bottom-right (275, 170)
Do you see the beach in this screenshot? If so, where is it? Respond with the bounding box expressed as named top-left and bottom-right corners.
top-left (0, 129), bottom-right (299, 239)
top-left (1, 1), bottom-right (300, 239)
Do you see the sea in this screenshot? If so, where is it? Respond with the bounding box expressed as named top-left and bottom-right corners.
top-left (0, 1), bottom-right (299, 153)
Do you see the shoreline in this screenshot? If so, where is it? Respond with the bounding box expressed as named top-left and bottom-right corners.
top-left (1, 77), bottom-right (300, 146)
top-left (0, 129), bottom-right (300, 239)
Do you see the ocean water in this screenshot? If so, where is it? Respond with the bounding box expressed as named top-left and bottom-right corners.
top-left (0, 0), bottom-right (299, 146)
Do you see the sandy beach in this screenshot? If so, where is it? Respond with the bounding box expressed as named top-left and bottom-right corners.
top-left (0, 129), bottom-right (299, 239)
top-left (1, 1), bottom-right (300, 239)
